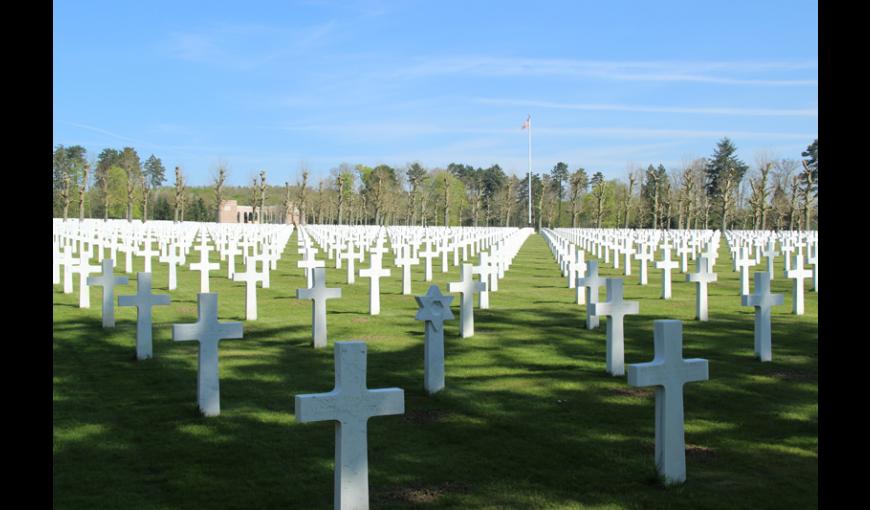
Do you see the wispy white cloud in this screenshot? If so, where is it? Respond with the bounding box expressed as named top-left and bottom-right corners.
top-left (161, 20), bottom-right (340, 70)
top-left (393, 57), bottom-right (818, 86)
top-left (475, 98), bottom-right (818, 117)
top-left (59, 121), bottom-right (237, 154)
top-left (60, 121), bottom-right (148, 145)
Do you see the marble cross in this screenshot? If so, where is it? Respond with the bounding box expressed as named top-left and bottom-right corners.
top-left (735, 247), bottom-right (755, 296)
top-left (172, 293), bottom-right (244, 417)
top-left (87, 259), bottom-right (129, 328)
top-left (233, 263), bottom-right (264, 321)
top-left (75, 249), bottom-right (101, 309)
top-left (686, 256), bottom-right (717, 321)
top-left (139, 239), bottom-right (158, 273)
top-left (394, 245), bottom-right (419, 295)
top-left (627, 320), bottom-right (709, 485)
top-left (415, 285), bottom-right (455, 394)
top-left (448, 263), bottom-right (486, 338)
top-left (225, 239), bottom-right (240, 279)
top-left (677, 241), bottom-right (691, 273)
top-left (590, 278), bottom-right (639, 376)
top-left (297, 267), bottom-right (342, 348)
top-left (295, 341), bottom-right (404, 510)
top-left (654, 247), bottom-right (679, 299)
top-left (121, 240), bottom-right (135, 273)
top-left (60, 246), bottom-right (77, 294)
top-left (251, 249), bottom-right (271, 289)
top-left (359, 253), bottom-right (391, 315)
top-left (785, 254), bottom-right (812, 315)
top-left (118, 272), bottom-right (171, 360)
top-left (159, 244), bottom-right (184, 290)
top-left (472, 252), bottom-right (495, 310)
top-left (741, 272), bottom-right (784, 362)
top-left (189, 241), bottom-right (220, 293)
top-left (340, 243), bottom-right (363, 284)
top-left (573, 250), bottom-right (588, 305)
top-left (623, 240), bottom-right (633, 276)
top-left (577, 260), bottom-right (606, 329)
top-left (419, 241), bottom-right (438, 282)
top-left (636, 244), bottom-right (653, 285)
top-left (782, 242), bottom-right (795, 273)
top-left (298, 248), bottom-right (326, 288)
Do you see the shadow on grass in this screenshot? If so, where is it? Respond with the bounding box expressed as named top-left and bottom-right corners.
top-left (53, 233), bottom-right (817, 510)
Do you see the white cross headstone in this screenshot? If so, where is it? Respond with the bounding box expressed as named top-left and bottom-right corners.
top-left (415, 285), bottom-right (455, 394)
top-left (577, 260), bottom-right (605, 329)
top-left (574, 251), bottom-right (587, 305)
top-left (297, 267), bottom-right (342, 348)
top-left (189, 242), bottom-right (220, 293)
top-left (295, 341), bottom-right (404, 510)
top-left (627, 320), bottom-right (709, 485)
top-left (472, 252), bottom-right (495, 310)
top-left (590, 278), bottom-right (639, 376)
top-left (654, 248), bottom-right (679, 300)
top-left (298, 248), bottom-right (326, 288)
top-left (448, 263), bottom-right (486, 338)
top-left (677, 241), bottom-right (691, 273)
top-left (139, 239), bottom-right (158, 273)
top-left (159, 244), bottom-right (184, 290)
top-left (394, 245), bottom-right (419, 295)
top-left (735, 247), bottom-right (755, 296)
top-left (419, 241), bottom-right (438, 282)
top-left (118, 272), bottom-right (171, 360)
top-left (741, 272), bottom-right (784, 362)
top-left (786, 254), bottom-right (812, 315)
top-left (340, 243), bottom-right (362, 284)
top-left (686, 256), bottom-right (717, 321)
top-left (172, 293), bottom-right (244, 417)
top-left (359, 253), bottom-right (391, 315)
top-left (233, 263), bottom-right (264, 321)
top-left (636, 244), bottom-right (653, 285)
top-left (75, 250), bottom-right (101, 309)
top-left (86, 259), bottom-right (129, 328)
top-left (60, 246), bottom-right (77, 294)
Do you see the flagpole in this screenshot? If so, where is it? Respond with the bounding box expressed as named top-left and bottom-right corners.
top-left (528, 114), bottom-right (532, 227)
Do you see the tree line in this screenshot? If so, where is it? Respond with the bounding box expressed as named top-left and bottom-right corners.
top-left (52, 137), bottom-right (818, 230)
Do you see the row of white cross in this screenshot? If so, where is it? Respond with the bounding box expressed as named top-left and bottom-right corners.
top-left (58, 221), bottom-right (536, 510)
top-left (540, 227), bottom-right (818, 486)
top-left (56, 222), bottom-right (814, 505)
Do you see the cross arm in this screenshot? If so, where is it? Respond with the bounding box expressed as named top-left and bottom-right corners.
top-left (681, 358), bottom-right (709, 383)
top-left (295, 392), bottom-right (339, 423)
top-left (367, 388), bottom-right (405, 417)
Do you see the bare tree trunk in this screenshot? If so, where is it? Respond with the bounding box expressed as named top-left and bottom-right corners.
top-left (141, 176), bottom-right (150, 222)
top-left (61, 173), bottom-right (71, 221)
top-left (443, 176), bottom-right (450, 226)
top-left (78, 164), bottom-right (89, 221)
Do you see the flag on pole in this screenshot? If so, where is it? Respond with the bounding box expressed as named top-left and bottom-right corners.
top-left (521, 115), bottom-right (530, 130)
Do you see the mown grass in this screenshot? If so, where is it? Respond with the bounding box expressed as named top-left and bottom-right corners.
top-left (53, 231), bottom-right (817, 509)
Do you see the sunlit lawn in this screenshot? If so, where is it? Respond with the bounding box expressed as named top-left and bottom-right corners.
top-left (53, 230), bottom-right (817, 509)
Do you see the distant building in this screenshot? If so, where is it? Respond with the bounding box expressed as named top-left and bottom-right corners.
top-left (218, 200), bottom-right (301, 225)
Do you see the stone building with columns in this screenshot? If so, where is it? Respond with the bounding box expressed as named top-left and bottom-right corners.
top-left (218, 199), bottom-right (301, 225)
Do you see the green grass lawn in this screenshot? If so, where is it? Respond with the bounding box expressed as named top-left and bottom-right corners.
top-left (53, 232), bottom-right (817, 509)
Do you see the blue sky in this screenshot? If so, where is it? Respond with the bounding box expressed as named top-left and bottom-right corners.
top-left (53, 0), bottom-right (818, 186)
